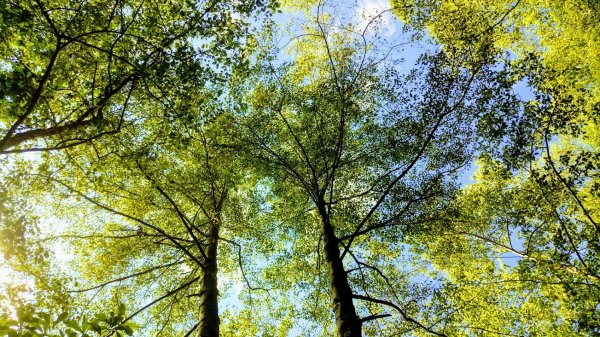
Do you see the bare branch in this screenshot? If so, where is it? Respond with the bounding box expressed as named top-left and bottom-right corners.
top-left (219, 237), bottom-right (272, 295)
top-left (122, 275), bottom-right (201, 324)
top-left (70, 259), bottom-right (185, 293)
top-left (360, 314), bottom-right (392, 323)
top-left (352, 294), bottom-right (447, 337)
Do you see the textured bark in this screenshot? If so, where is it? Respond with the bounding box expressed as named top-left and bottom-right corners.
top-left (319, 206), bottom-right (362, 337)
top-left (197, 219), bottom-right (220, 337)
top-left (0, 117), bottom-right (98, 152)
top-left (0, 72), bottom-right (135, 154)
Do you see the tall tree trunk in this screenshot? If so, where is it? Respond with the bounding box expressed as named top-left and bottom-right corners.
top-left (197, 217), bottom-right (220, 337)
top-left (319, 206), bottom-right (362, 337)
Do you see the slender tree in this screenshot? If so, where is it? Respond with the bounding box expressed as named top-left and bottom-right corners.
top-left (23, 110), bottom-right (246, 336)
top-left (238, 4), bottom-right (508, 335)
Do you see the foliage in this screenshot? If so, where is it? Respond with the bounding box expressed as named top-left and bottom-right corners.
top-left (392, 0), bottom-right (600, 335)
top-left (0, 0), bottom-right (598, 336)
top-left (0, 303), bottom-right (136, 337)
top-left (391, 0), bottom-right (600, 158)
top-left (0, 0), bottom-right (270, 154)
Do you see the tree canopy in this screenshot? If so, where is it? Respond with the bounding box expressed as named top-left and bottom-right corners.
top-left (0, 0), bottom-right (598, 336)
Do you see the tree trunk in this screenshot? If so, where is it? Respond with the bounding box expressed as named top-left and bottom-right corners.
top-left (197, 218), bottom-right (220, 337)
top-left (319, 206), bottom-right (362, 337)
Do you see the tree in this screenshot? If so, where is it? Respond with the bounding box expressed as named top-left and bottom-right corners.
top-left (390, 0), bottom-right (600, 163)
top-left (0, 0), bottom-right (268, 154)
top-left (20, 107), bottom-right (258, 337)
top-left (2, 0), bottom-right (597, 336)
top-left (0, 1), bottom-right (274, 335)
top-left (391, 0), bottom-right (600, 334)
top-left (0, 167), bottom-right (138, 337)
top-left (237, 3), bottom-right (512, 335)
top-left (391, 0), bottom-right (600, 92)
top-left (444, 151), bottom-right (598, 334)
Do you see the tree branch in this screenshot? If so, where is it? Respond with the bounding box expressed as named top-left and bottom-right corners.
top-left (360, 314), bottom-right (392, 323)
top-left (69, 259), bottom-right (184, 293)
top-left (46, 176), bottom-right (205, 268)
top-left (122, 275), bottom-right (200, 324)
top-left (136, 161), bottom-right (209, 262)
top-left (352, 294), bottom-right (447, 336)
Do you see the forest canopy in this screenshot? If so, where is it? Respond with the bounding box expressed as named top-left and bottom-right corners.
top-left (0, 0), bottom-right (598, 336)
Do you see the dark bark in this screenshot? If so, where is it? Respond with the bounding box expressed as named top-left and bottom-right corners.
top-left (319, 204), bottom-right (362, 337)
top-left (197, 217), bottom-right (220, 337)
top-left (0, 72), bottom-right (136, 154)
top-left (0, 117), bottom-right (99, 153)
